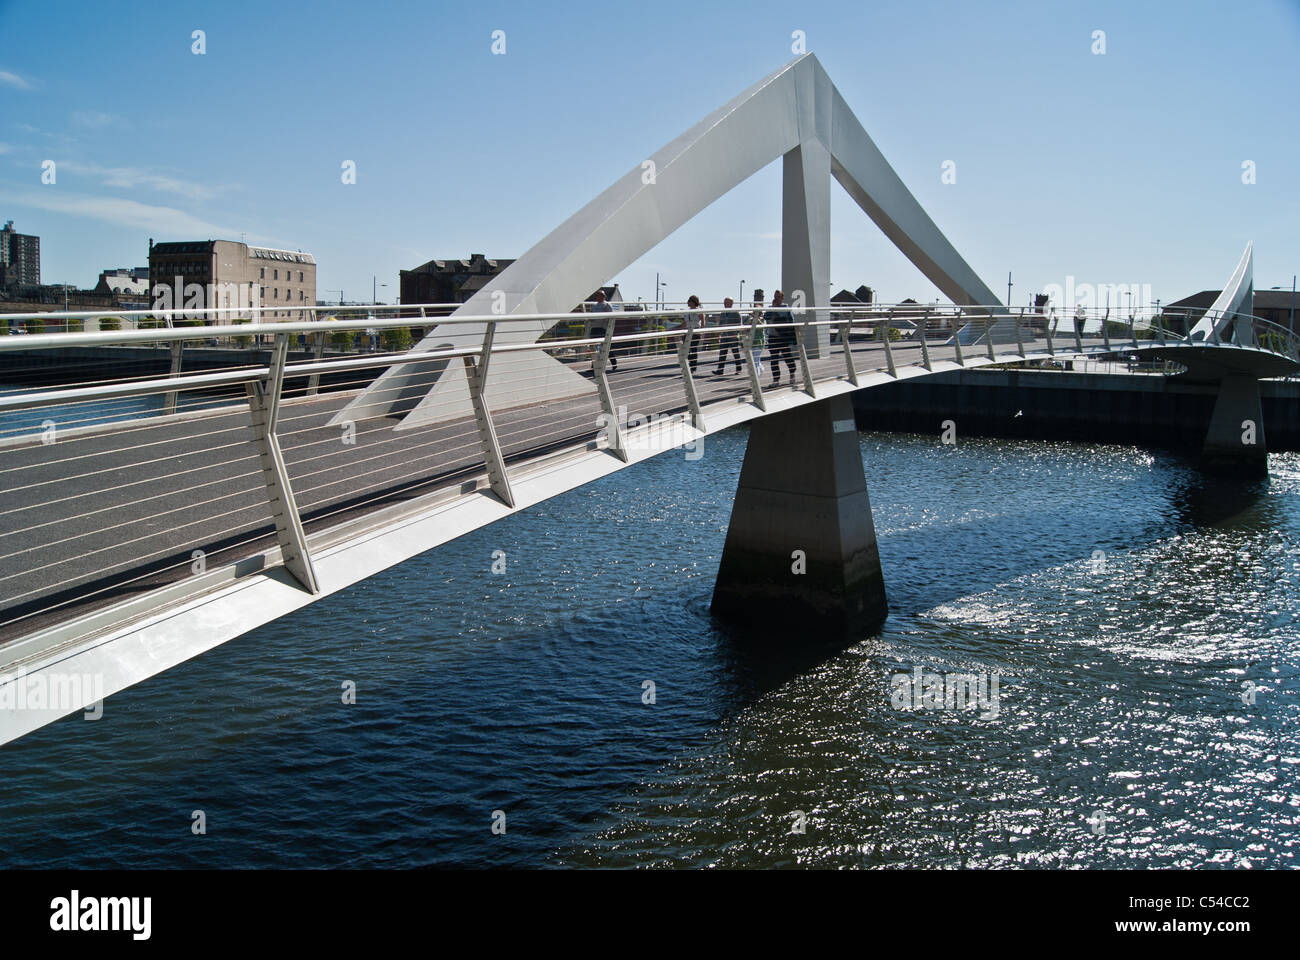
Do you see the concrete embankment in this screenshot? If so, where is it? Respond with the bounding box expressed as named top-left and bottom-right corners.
top-left (851, 368), bottom-right (1300, 452)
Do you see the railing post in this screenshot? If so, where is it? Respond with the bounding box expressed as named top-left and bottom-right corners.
top-left (795, 319), bottom-right (816, 397)
top-left (1102, 308), bottom-right (1112, 352)
top-left (306, 308), bottom-right (324, 396)
top-left (745, 316), bottom-right (767, 411)
top-left (986, 314), bottom-right (996, 362)
top-left (677, 327), bottom-right (705, 430)
top-left (919, 308), bottom-right (933, 370)
top-left (593, 323), bottom-right (626, 461)
top-left (951, 309), bottom-right (964, 366)
top-left (1043, 309), bottom-right (1054, 356)
top-left (163, 340), bottom-right (183, 416)
top-left (1128, 312), bottom-right (1138, 349)
top-left (882, 310), bottom-right (897, 377)
top-left (839, 319), bottom-right (859, 384)
top-left (1015, 307), bottom-right (1026, 358)
top-left (246, 333), bottom-right (319, 594)
top-left (462, 321), bottom-right (516, 507)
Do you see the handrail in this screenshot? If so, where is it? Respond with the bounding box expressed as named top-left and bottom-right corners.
top-left (2, 305), bottom-right (1295, 414)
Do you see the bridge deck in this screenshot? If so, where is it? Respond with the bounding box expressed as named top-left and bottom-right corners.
top-left (0, 334), bottom-right (1119, 647)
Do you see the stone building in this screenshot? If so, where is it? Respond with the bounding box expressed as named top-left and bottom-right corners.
top-left (148, 239), bottom-right (316, 320)
top-left (399, 253), bottom-right (514, 306)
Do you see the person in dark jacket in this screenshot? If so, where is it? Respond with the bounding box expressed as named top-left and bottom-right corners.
top-left (712, 297), bottom-right (744, 375)
top-left (765, 290), bottom-right (798, 387)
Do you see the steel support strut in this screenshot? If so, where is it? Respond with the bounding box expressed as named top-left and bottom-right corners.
top-left (678, 328), bottom-right (705, 430)
top-left (840, 320), bottom-right (859, 384)
top-left (746, 316), bottom-right (767, 411)
top-left (795, 320), bottom-right (816, 397)
top-left (593, 324), bottom-right (627, 461)
top-left (246, 333), bottom-right (319, 593)
top-left (163, 340), bottom-right (184, 416)
top-left (463, 321), bottom-right (516, 507)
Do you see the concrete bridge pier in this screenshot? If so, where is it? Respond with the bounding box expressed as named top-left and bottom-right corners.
top-left (1202, 374), bottom-right (1268, 475)
top-left (711, 394), bottom-right (888, 640)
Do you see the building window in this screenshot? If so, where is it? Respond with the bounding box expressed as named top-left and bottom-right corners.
top-left (260, 267), bottom-right (265, 279)
top-left (298, 271), bottom-right (303, 282)
top-left (273, 288), bottom-right (278, 299)
top-left (299, 290), bottom-right (304, 301)
top-left (273, 269), bottom-right (278, 280)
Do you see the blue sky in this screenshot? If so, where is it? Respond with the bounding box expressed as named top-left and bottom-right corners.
top-left (1, 0), bottom-right (1297, 308)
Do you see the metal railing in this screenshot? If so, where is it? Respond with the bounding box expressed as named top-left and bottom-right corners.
top-left (0, 300), bottom-right (1295, 649)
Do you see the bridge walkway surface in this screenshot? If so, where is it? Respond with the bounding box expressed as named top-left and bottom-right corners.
top-left (0, 334), bottom-right (961, 645)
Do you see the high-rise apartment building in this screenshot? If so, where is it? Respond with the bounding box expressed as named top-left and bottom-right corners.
top-left (0, 220), bottom-right (41, 288)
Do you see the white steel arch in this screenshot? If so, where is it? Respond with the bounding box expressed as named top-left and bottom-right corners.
top-left (336, 53), bottom-right (1001, 429)
top-left (1188, 241), bottom-right (1254, 344)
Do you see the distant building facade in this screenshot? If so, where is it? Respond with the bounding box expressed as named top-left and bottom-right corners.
top-left (94, 267), bottom-right (150, 296)
top-left (148, 239), bottom-right (316, 320)
top-left (400, 254), bottom-right (515, 306)
top-left (0, 220), bottom-right (40, 288)
top-left (1167, 289), bottom-right (1299, 336)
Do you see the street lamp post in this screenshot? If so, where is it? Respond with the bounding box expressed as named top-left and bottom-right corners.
top-left (373, 276), bottom-right (387, 304)
top-left (1291, 275), bottom-right (1297, 335)
top-left (739, 280), bottom-right (745, 305)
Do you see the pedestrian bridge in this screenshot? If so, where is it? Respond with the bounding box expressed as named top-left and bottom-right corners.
top-left (0, 52), bottom-right (1295, 745)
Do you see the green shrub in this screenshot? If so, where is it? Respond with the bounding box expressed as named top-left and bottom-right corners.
top-left (232, 318), bottom-right (253, 347)
top-left (382, 327), bottom-right (413, 352)
top-left (98, 316), bottom-right (121, 332)
top-left (1260, 331), bottom-right (1289, 353)
top-left (27, 317), bottom-right (45, 335)
top-left (66, 317), bottom-right (83, 332)
top-left (330, 328), bottom-right (354, 351)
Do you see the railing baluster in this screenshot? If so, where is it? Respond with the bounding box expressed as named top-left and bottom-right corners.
top-left (163, 340), bottom-right (183, 416)
top-left (882, 310), bottom-right (898, 377)
top-left (677, 326), bottom-right (705, 430)
top-left (246, 333), bottom-right (319, 594)
top-left (951, 309), bottom-right (964, 366)
top-left (919, 307), bottom-right (932, 370)
top-left (795, 319), bottom-right (816, 397)
top-left (306, 307), bottom-right (324, 396)
top-left (463, 321), bottom-right (515, 507)
top-left (746, 315), bottom-right (767, 411)
top-left (593, 324), bottom-right (626, 461)
top-left (1015, 307), bottom-right (1026, 358)
top-left (840, 319), bottom-right (859, 384)
top-left (986, 314), bottom-right (996, 362)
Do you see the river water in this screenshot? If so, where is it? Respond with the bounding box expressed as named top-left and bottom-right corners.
top-left (0, 425), bottom-right (1296, 868)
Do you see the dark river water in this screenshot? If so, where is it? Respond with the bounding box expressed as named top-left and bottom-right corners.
top-left (0, 424), bottom-right (1296, 868)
